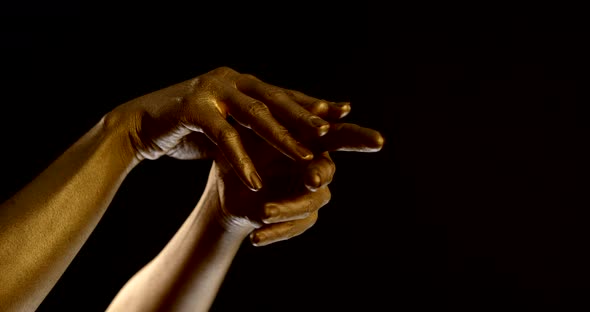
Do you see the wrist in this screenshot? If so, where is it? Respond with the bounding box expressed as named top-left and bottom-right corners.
top-left (214, 206), bottom-right (255, 241)
top-left (100, 110), bottom-right (144, 168)
top-left (203, 167), bottom-right (256, 240)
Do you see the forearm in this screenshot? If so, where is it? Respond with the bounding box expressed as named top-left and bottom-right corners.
top-left (106, 165), bottom-right (252, 312)
top-left (0, 114), bottom-right (140, 311)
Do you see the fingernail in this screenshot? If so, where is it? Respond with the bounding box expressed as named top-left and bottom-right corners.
top-left (310, 116), bottom-right (329, 128)
top-left (248, 171), bottom-right (263, 191)
top-left (310, 116), bottom-right (330, 136)
top-left (295, 143), bottom-right (313, 160)
top-left (250, 231), bottom-right (266, 246)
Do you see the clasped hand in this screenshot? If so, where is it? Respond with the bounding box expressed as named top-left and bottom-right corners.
top-left (108, 66), bottom-right (383, 246)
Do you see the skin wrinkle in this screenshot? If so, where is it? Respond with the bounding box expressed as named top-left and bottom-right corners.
top-left (1, 66), bottom-right (383, 312)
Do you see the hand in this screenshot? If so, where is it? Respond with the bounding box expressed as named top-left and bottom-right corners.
top-left (210, 102), bottom-right (384, 246)
top-left (106, 66), bottom-right (351, 191)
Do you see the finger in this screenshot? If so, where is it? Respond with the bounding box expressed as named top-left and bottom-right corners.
top-left (250, 211), bottom-right (319, 247)
top-left (185, 100), bottom-right (263, 191)
top-left (238, 74), bottom-right (348, 121)
top-left (236, 76), bottom-right (330, 137)
top-left (286, 89), bottom-right (351, 120)
top-left (303, 152), bottom-right (336, 191)
top-left (317, 123), bottom-right (385, 152)
top-left (224, 87), bottom-right (314, 161)
top-left (260, 186), bottom-right (330, 224)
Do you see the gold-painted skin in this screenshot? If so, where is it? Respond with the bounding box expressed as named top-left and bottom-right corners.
top-left (0, 67), bottom-right (384, 312)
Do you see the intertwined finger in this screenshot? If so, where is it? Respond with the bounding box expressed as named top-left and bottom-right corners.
top-left (260, 186), bottom-right (330, 224)
top-left (223, 85), bottom-right (314, 162)
top-left (236, 76), bottom-right (330, 138)
top-left (184, 97), bottom-right (263, 191)
top-left (303, 152), bottom-right (336, 191)
top-left (287, 89), bottom-right (351, 120)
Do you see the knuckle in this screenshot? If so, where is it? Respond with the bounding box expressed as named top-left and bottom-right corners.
top-left (314, 100), bottom-right (330, 109)
top-left (273, 126), bottom-right (291, 141)
top-left (176, 95), bottom-right (190, 111)
top-left (219, 128), bottom-right (240, 144)
top-left (295, 109), bottom-right (311, 122)
top-left (247, 101), bottom-right (270, 116)
top-left (102, 109), bottom-right (125, 130)
top-left (314, 99), bottom-right (329, 107)
top-left (309, 100), bottom-right (329, 115)
top-left (190, 76), bottom-right (215, 90)
top-left (283, 89), bottom-right (296, 97)
top-left (265, 88), bottom-right (286, 99)
top-left (211, 66), bottom-right (237, 77)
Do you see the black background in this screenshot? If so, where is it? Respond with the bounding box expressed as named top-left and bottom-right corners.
top-left (1, 5), bottom-right (587, 312)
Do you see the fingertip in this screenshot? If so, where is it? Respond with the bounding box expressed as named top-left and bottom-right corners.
top-left (309, 116), bottom-right (330, 136)
top-left (317, 123), bottom-right (330, 136)
top-left (309, 115), bottom-right (329, 127)
top-left (247, 171), bottom-right (263, 191)
top-left (374, 132), bottom-right (385, 150)
top-left (295, 144), bottom-right (314, 161)
top-left (337, 102), bottom-right (351, 118)
top-left (236, 164), bottom-right (263, 191)
top-left (250, 231), bottom-right (269, 247)
top-left (302, 153), bottom-right (314, 161)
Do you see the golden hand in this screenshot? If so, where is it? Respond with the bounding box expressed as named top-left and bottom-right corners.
top-left (107, 66), bottom-right (350, 191)
top-left (211, 100), bottom-right (384, 246)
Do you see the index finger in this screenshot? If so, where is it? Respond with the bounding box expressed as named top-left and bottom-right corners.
top-left (223, 86), bottom-right (314, 162)
top-left (184, 98), bottom-right (263, 191)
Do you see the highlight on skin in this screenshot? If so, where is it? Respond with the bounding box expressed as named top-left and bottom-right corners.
top-left (0, 66), bottom-right (383, 312)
